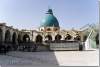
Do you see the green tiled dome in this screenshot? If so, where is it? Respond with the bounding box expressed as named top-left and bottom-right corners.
top-left (40, 9), bottom-right (59, 27)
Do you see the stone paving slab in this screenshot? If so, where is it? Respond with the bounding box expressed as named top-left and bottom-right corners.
top-left (0, 49), bottom-right (99, 67)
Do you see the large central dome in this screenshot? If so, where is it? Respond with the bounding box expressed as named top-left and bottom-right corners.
top-left (40, 9), bottom-right (59, 27)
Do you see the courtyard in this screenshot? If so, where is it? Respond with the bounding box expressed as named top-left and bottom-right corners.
top-left (0, 49), bottom-right (99, 67)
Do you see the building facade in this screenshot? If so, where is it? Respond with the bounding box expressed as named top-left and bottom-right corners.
top-left (0, 9), bottom-right (98, 52)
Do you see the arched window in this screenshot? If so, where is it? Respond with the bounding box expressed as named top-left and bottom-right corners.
top-left (47, 28), bottom-right (51, 31)
top-left (54, 28), bottom-right (58, 31)
top-left (41, 29), bottom-right (43, 31)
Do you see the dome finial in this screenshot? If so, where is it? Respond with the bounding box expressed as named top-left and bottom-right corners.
top-left (46, 7), bottom-right (53, 15)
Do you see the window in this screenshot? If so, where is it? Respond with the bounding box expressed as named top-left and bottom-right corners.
top-left (54, 28), bottom-right (58, 31)
top-left (47, 28), bottom-right (51, 31)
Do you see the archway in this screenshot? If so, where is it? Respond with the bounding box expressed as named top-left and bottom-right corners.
top-left (0, 29), bottom-right (3, 43)
top-left (45, 35), bottom-right (52, 43)
top-left (55, 34), bottom-right (62, 41)
top-left (96, 33), bottom-right (99, 45)
top-left (35, 35), bottom-right (43, 43)
top-left (12, 32), bottom-right (17, 44)
top-left (12, 32), bottom-right (18, 50)
top-left (65, 34), bottom-right (72, 40)
top-left (17, 34), bottom-right (22, 43)
top-left (5, 30), bottom-right (11, 43)
top-left (45, 35), bottom-right (52, 41)
top-left (23, 34), bottom-right (30, 42)
top-left (74, 34), bottom-right (81, 41)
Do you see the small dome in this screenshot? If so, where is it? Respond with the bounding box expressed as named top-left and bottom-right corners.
top-left (40, 9), bottom-right (59, 27)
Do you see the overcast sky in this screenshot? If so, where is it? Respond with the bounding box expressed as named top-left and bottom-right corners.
top-left (0, 0), bottom-right (99, 30)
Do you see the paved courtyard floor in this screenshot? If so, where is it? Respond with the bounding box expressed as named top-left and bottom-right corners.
top-left (0, 49), bottom-right (99, 67)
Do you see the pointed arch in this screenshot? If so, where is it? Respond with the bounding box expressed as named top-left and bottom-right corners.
top-left (35, 34), bottom-right (43, 43)
top-left (74, 34), bottom-right (81, 41)
top-left (45, 35), bottom-right (52, 41)
top-left (55, 34), bottom-right (62, 41)
top-left (65, 34), bottom-right (72, 40)
top-left (17, 34), bottom-right (22, 43)
top-left (12, 32), bottom-right (17, 44)
top-left (23, 34), bottom-right (30, 42)
top-left (5, 30), bottom-right (11, 43)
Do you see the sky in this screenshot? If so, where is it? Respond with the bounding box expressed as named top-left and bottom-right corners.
top-left (0, 0), bottom-right (99, 30)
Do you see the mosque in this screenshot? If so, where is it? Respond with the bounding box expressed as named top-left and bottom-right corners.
top-left (0, 9), bottom-right (99, 52)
